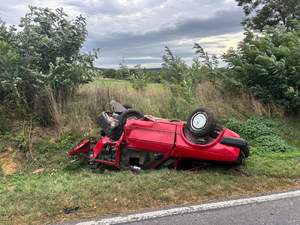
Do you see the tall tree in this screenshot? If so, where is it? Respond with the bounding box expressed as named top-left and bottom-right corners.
top-left (0, 6), bottom-right (97, 123)
top-left (236, 0), bottom-right (300, 30)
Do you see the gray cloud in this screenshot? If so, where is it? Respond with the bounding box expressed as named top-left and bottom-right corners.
top-left (0, 0), bottom-right (245, 68)
top-left (87, 9), bottom-right (244, 67)
top-left (65, 0), bottom-right (168, 15)
top-left (87, 9), bottom-right (243, 51)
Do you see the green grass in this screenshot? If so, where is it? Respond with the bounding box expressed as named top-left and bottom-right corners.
top-left (1, 138), bottom-right (300, 225)
top-left (242, 151), bottom-right (300, 178)
top-left (281, 118), bottom-right (300, 148)
top-left (1, 166), bottom-right (299, 225)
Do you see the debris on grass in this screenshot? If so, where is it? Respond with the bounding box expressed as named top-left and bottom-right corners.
top-left (32, 168), bottom-right (45, 174)
top-left (63, 207), bottom-right (80, 214)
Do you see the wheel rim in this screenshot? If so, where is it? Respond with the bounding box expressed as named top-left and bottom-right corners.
top-left (191, 113), bottom-right (207, 130)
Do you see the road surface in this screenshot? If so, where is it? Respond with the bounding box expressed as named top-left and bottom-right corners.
top-left (124, 196), bottom-right (300, 225)
top-left (62, 190), bottom-right (300, 225)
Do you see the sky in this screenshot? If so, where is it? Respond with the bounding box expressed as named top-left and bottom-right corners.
top-left (0, 0), bottom-right (245, 68)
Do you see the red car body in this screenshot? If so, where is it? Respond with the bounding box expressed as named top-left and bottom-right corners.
top-left (68, 116), bottom-right (249, 169)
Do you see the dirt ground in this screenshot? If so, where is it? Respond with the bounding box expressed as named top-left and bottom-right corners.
top-left (0, 147), bottom-right (22, 175)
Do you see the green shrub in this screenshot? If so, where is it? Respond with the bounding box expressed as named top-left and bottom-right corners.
top-left (252, 135), bottom-right (291, 153)
top-left (129, 65), bottom-right (148, 91)
top-left (35, 138), bottom-right (57, 154)
top-left (225, 117), bottom-right (291, 152)
top-left (35, 132), bottom-right (85, 154)
top-left (225, 118), bottom-right (278, 140)
top-left (35, 130), bottom-right (98, 155)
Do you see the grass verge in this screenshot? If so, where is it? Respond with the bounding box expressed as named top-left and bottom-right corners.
top-left (1, 150), bottom-right (300, 225)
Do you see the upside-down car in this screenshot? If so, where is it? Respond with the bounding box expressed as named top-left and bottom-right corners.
top-left (68, 100), bottom-right (249, 170)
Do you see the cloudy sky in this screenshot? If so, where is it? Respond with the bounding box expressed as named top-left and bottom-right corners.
top-left (0, 0), bottom-right (245, 68)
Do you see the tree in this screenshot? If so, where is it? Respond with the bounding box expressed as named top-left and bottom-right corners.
top-left (0, 40), bottom-right (22, 106)
top-left (0, 6), bottom-right (98, 124)
top-left (224, 22), bottom-right (300, 113)
top-left (161, 46), bottom-right (188, 84)
top-left (159, 45), bottom-right (221, 118)
top-left (236, 0), bottom-right (300, 30)
top-left (0, 20), bottom-right (16, 43)
top-left (16, 6), bottom-right (89, 73)
top-left (129, 65), bottom-right (148, 91)
top-left (118, 63), bottom-right (148, 91)
top-left (193, 43), bottom-right (221, 86)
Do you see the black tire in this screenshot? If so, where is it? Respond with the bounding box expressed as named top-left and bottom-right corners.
top-left (110, 109), bottom-right (144, 141)
top-left (96, 112), bottom-right (113, 136)
top-left (236, 150), bottom-right (246, 165)
top-left (123, 104), bottom-right (132, 109)
top-left (186, 107), bottom-right (216, 137)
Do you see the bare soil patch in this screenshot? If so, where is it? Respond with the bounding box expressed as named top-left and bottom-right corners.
top-left (0, 147), bottom-right (22, 175)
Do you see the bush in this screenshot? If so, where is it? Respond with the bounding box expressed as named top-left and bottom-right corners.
top-left (225, 118), bottom-right (278, 140)
top-left (0, 6), bottom-right (97, 124)
top-left (224, 22), bottom-right (300, 113)
top-left (225, 117), bottom-right (292, 153)
top-left (35, 131), bottom-right (85, 154)
top-left (127, 65), bottom-right (148, 91)
top-left (101, 69), bottom-right (119, 79)
top-left (252, 135), bottom-right (290, 152)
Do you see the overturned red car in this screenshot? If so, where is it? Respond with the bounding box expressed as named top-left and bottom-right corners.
top-left (68, 100), bottom-right (249, 170)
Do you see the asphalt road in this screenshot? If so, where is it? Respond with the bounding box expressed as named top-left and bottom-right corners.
top-left (123, 196), bottom-right (300, 225)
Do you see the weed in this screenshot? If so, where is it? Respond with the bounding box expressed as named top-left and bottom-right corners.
top-left (31, 129), bottom-right (99, 170)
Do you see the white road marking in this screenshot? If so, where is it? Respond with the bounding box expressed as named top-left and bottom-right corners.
top-left (74, 190), bottom-right (300, 225)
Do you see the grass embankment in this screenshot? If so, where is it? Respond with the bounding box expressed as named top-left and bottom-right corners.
top-left (1, 168), bottom-right (300, 225)
top-left (0, 79), bottom-right (300, 225)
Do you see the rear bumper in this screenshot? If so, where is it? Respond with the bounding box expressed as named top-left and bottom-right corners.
top-left (68, 139), bottom-right (91, 156)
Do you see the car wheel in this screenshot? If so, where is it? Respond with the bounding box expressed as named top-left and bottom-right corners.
top-left (123, 104), bottom-right (132, 109)
top-left (236, 150), bottom-right (246, 165)
top-left (111, 109), bottom-right (144, 141)
top-left (186, 107), bottom-right (216, 137)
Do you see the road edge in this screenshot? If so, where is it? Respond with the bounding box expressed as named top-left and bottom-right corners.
top-left (73, 190), bottom-right (300, 225)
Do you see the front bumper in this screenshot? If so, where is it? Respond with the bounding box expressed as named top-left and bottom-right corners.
top-left (221, 137), bottom-right (249, 158)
